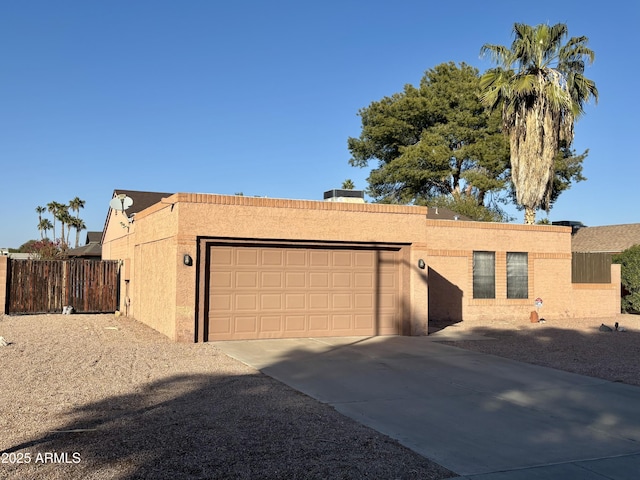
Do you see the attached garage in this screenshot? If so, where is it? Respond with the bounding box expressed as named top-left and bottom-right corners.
top-left (198, 241), bottom-right (405, 341)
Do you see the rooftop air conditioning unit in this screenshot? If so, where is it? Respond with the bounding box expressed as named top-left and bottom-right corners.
top-left (323, 189), bottom-right (365, 203)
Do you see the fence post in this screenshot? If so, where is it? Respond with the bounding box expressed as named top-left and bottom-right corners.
top-left (0, 256), bottom-right (8, 314)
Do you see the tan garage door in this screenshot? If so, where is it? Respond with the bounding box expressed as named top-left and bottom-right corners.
top-left (206, 245), bottom-right (400, 340)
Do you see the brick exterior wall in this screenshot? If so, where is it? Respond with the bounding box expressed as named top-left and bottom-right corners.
top-left (101, 193), bottom-right (621, 342)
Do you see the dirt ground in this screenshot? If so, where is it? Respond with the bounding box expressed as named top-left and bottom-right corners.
top-left (434, 313), bottom-right (640, 387)
top-left (0, 314), bottom-right (455, 480)
top-left (1, 313), bottom-right (637, 480)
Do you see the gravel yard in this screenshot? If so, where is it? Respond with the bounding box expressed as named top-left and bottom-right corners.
top-left (0, 314), bottom-right (455, 480)
top-left (1, 312), bottom-right (637, 479)
top-left (434, 314), bottom-right (640, 387)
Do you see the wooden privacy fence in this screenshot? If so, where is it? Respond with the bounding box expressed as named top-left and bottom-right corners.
top-left (572, 252), bottom-right (612, 284)
top-left (7, 259), bottom-right (119, 314)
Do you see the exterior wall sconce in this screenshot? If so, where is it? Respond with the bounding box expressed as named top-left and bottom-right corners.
top-left (183, 254), bottom-right (193, 266)
top-left (418, 259), bottom-right (426, 269)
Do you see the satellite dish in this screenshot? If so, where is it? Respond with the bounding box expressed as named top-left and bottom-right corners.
top-left (109, 195), bottom-right (133, 212)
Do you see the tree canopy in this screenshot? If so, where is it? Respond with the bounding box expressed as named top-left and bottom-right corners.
top-left (348, 62), bottom-right (511, 220)
top-left (348, 59), bottom-right (590, 221)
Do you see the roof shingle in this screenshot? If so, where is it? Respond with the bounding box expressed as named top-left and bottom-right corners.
top-left (571, 224), bottom-right (640, 253)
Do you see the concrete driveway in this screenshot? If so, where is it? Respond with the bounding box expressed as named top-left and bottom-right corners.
top-left (213, 336), bottom-right (640, 479)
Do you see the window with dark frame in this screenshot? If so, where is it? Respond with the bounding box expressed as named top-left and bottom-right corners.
top-left (507, 252), bottom-right (528, 299)
top-left (473, 251), bottom-right (495, 299)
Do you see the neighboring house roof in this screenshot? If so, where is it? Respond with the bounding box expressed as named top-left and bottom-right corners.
top-left (86, 231), bottom-right (103, 244)
top-left (112, 189), bottom-right (173, 216)
top-left (425, 206), bottom-right (471, 221)
top-left (68, 230), bottom-right (104, 258)
top-left (571, 223), bottom-right (640, 253)
top-left (66, 242), bottom-right (102, 258)
top-left (102, 190), bottom-right (173, 242)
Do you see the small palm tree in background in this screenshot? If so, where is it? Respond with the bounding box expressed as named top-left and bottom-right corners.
top-left (47, 201), bottom-right (65, 241)
top-left (69, 197), bottom-right (86, 248)
top-left (38, 218), bottom-right (53, 240)
top-left (480, 23), bottom-right (598, 224)
top-left (71, 217), bottom-right (87, 248)
top-left (341, 179), bottom-right (355, 190)
top-left (36, 206), bottom-right (46, 239)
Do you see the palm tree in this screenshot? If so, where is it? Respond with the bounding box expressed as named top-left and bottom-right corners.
top-left (38, 218), bottom-right (53, 240)
top-left (54, 205), bottom-right (70, 246)
top-left (36, 206), bottom-right (46, 239)
top-left (341, 179), bottom-right (355, 190)
top-left (69, 197), bottom-right (85, 220)
top-left (71, 217), bottom-right (87, 248)
top-left (480, 23), bottom-right (598, 224)
top-left (47, 201), bottom-right (59, 240)
top-left (68, 197), bottom-right (86, 247)
top-left (47, 201), bottom-right (63, 241)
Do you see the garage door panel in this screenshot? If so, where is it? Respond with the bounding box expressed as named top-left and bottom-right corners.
top-left (309, 272), bottom-right (329, 287)
top-left (354, 272), bottom-right (373, 288)
top-left (206, 245), bottom-right (401, 340)
top-left (379, 272), bottom-right (396, 287)
top-left (211, 248), bottom-right (233, 265)
top-left (210, 294), bottom-right (232, 311)
top-left (285, 272), bottom-right (306, 288)
top-left (209, 316), bottom-right (231, 334)
top-left (379, 314), bottom-right (398, 334)
top-left (235, 294), bottom-right (257, 310)
top-left (260, 293), bottom-right (282, 309)
top-left (237, 249), bottom-right (258, 265)
top-left (286, 250), bottom-right (306, 266)
top-left (260, 316), bottom-right (281, 332)
top-left (262, 250), bottom-right (283, 265)
top-left (332, 272), bottom-right (351, 287)
top-left (355, 314), bottom-right (373, 330)
top-left (285, 293), bottom-right (305, 309)
top-left (332, 314), bottom-right (351, 330)
top-left (332, 293), bottom-right (351, 309)
top-left (261, 271), bottom-right (282, 288)
top-left (310, 251), bottom-right (329, 266)
top-left (285, 315), bottom-right (306, 332)
top-left (236, 316), bottom-right (258, 333)
top-left (236, 272), bottom-right (258, 288)
top-left (379, 293), bottom-right (396, 309)
top-left (309, 293), bottom-right (329, 309)
top-left (211, 271), bottom-right (232, 288)
top-left (355, 252), bottom-right (374, 267)
top-left (333, 251), bottom-right (352, 266)
top-left (309, 315), bottom-right (329, 331)
top-left (355, 293), bottom-right (373, 309)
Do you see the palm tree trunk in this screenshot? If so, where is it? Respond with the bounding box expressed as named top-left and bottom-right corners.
top-left (524, 206), bottom-right (536, 224)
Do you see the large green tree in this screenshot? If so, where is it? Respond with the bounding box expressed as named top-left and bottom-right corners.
top-left (348, 62), bottom-right (511, 220)
top-left (480, 23), bottom-right (598, 224)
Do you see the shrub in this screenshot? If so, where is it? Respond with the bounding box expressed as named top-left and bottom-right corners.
top-left (613, 245), bottom-right (640, 313)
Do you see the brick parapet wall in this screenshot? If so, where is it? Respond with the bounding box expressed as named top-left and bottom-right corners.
top-left (134, 193), bottom-right (429, 221)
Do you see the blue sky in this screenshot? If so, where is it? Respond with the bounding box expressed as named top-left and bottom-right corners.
top-left (1, 1), bottom-right (638, 248)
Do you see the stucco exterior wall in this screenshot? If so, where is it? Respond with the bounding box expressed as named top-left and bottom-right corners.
top-left (133, 194), bottom-right (429, 341)
top-left (101, 193), bottom-right (621, 342)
